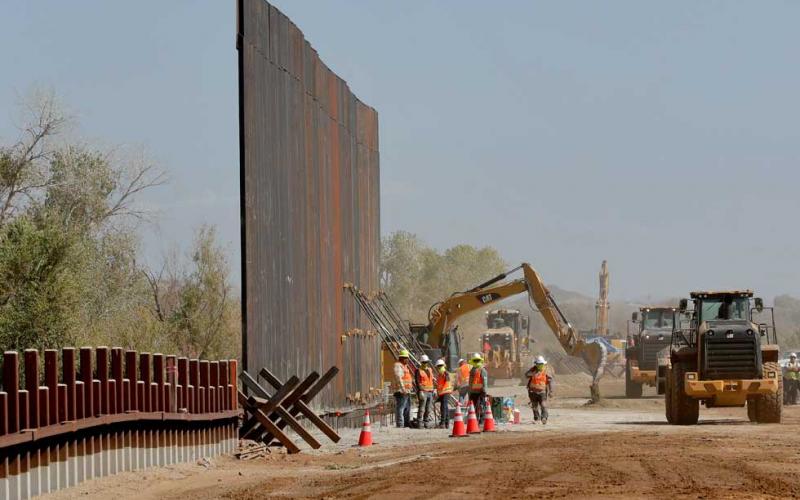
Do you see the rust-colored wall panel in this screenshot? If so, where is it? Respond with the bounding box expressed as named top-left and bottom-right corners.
top-left (238, 0), bottom-right (380, 410)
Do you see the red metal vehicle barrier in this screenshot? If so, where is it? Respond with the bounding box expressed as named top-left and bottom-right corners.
top-left (0, 347), bottom-right (240, 498)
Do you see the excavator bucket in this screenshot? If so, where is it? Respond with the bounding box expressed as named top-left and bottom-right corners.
top-left (579, 340), bottom-right (608, 403)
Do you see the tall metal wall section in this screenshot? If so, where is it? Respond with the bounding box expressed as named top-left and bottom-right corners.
top-left (237, 0), bottom-right (381, 410)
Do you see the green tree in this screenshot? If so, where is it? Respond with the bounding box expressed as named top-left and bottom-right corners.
top-left (145, 226), bottom-right (240, 360)
top-left (379, 230), bottom-right (506, 323)
top-left (0, 214), bottom-right (79, 351)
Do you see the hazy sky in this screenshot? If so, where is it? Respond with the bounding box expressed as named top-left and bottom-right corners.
top-left (2, 1), bottom-right (800, 301)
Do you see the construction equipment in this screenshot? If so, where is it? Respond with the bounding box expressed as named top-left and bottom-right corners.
top-left (481, 309), bottom-right (530, 383)
top-left (415, 263), bottom-right (608, 401)
top-left (625, 306), bottom-right (675, 397)
top-left (595, 260), bottom-right (610, 336)
top-left (659, 290), bottom-right (781, 425)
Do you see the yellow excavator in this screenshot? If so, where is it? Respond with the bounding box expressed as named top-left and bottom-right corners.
top-left (414, 263), bottom-right (608, 401)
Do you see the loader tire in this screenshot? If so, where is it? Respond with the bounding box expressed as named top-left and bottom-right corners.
top-left (747, 398), bottom-right (758, 423)
top-left (669, 362), bottom-right (699, 425)
top-left (753, 362), bottom-right (782, 424)
top-left (625, 360), bottom-right (643, 398)
top-left (664, 371), bottom-right (674, 424)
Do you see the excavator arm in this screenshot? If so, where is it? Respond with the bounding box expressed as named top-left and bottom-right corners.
top-left (425, 263), bottom-right (607, 401)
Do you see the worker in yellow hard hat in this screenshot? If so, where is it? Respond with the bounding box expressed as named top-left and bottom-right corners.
top-left (468, 352), bottom-right (488, 424)
top-left (392, 349), bottom-right (413, 428)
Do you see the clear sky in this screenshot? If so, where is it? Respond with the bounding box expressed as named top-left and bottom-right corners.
top-left (2, 1), bottom-right (799, 301)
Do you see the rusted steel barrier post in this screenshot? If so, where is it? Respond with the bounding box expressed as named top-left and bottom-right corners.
top-left (4, 351), bottom-right (19, 433)
top-left (63, 347), bottom-right (77, 421)
top-left (200, 360), bottom-right (210, 413)
top-left (80, 347), bottom-right (94, 419)
top-left (111, 348), bottom-right (124, 413)
top-left (24, 349), bottom-right (40, 428)
top-left (166, 355), bottom-right (178, 413)
top-left (96, 347), bottom-right (109, 415)
top-left (44, 350), bottom-right (59, 426)
top-left (189, 359), bottom-right (199, 413)
top-left (177, 357), bottom-right (189, 411)
top-left (140, 353), bottom-right (152, 412)
top-left (153, 353), bottom-right (164, 412)
top-left (219, 360), bottom-right (229, 411)
top-left (125, 350), bottom-right (138, 411)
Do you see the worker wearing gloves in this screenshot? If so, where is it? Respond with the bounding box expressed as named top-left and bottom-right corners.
top-left (415, 355), bottom-right (436, 428)
top-left (455, 358), bottom-right (471, 407)
top-left (785, 353), bottom-right (800, 405)
top-left (468, 353), bottom-right (489, 424)
top-left (525, 355), bottom-right (554, 424)
top-left (392, 349), bottom-right (414, 428)
top-left (435, 359), bottom-right (453, 428)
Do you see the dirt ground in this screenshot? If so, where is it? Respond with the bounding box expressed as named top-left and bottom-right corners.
top-left (43, 376), bottom-right (800, 499)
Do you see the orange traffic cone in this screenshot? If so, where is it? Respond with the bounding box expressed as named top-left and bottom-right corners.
top-left (450, 402), bottom-right (468, 438)
top-left (483, 400), bottom-right (496, 432)
top-left (466, 401), bottom-right (481, 434)
top-left (358, 410), bottom-right (373, 447)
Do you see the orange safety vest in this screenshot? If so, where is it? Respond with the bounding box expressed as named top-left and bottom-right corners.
top-left (437, 372), bottom-right (453, 396)
top-left (395, 362), bottom-right (413, 392)
top-left (528, 368), bottom-right (548, 393)
top-left (470, 367), bottom-right (484, 392)
top-left (418, 367), bottom-right (434, 392)
top-left (458, 364), bottom-right (471, 387)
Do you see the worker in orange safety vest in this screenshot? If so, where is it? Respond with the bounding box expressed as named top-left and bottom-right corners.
top-left (435, 359), bottom-right (453, 428)
top-left (455, 358), bottom-right (471, 407)
top-left (415, 355), bottom-right (435, 429)
top-left (468, 352), bottom-right (489, 424)
top-left (392, 349), bottom-right (414, 428)
top-left (525, 355), bottom-right (554, 424)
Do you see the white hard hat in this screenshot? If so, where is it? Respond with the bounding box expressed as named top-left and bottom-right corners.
top-left (458, 358), bottom-right (466, 364)
top-left (420, 354), bottom-right (430, 363)
top-left (791, 353), bottom-right (797, 358)
top-left (535, 355), bottom-right (547, 365)
top-left (435, 359), bottom-right (446, 367)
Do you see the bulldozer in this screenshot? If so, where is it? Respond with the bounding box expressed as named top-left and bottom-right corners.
top-left (659, 290), bottom-right (781, 425)
top-left (625, 306), bottom-right (675, 397)
top-left (480, 309), bottom-right (531, 383)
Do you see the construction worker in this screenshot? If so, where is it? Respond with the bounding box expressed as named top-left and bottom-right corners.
top-left (468, 352), bottom-right (489, 424)
top-left (785, 353), bottom-right (800, 405)
top-left (415, 354), bottom-right (435, 428)
top-left (435, 359), bottom-right (453, 428)
top-left (392, 349), bottom-right (413, 428)
top-left (525, 355), bottom-right (554, 424)
top-left (456, 358), bottom-right (470, 407)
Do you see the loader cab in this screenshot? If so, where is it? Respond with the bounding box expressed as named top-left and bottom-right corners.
top-left (673, 290), bottom-right (778, 381)
top-left (628, 307), bottom-right (674, 370)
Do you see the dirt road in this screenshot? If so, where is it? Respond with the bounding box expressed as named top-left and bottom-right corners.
top-left (44, 377), bottom-right (800, 499)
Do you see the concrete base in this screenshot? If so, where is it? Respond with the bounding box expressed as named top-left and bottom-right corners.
top-left (2, 421), bottom-right (236, 499)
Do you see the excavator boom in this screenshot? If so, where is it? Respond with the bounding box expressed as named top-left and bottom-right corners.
top-left (425, 263), bottom-right (607, 401)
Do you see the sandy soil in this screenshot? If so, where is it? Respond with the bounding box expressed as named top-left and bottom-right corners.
top-left (42, 375), bottom-right (800, 499)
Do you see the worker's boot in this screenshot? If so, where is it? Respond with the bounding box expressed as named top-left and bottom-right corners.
top-left (541, 416), bottom-right (548, 425)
